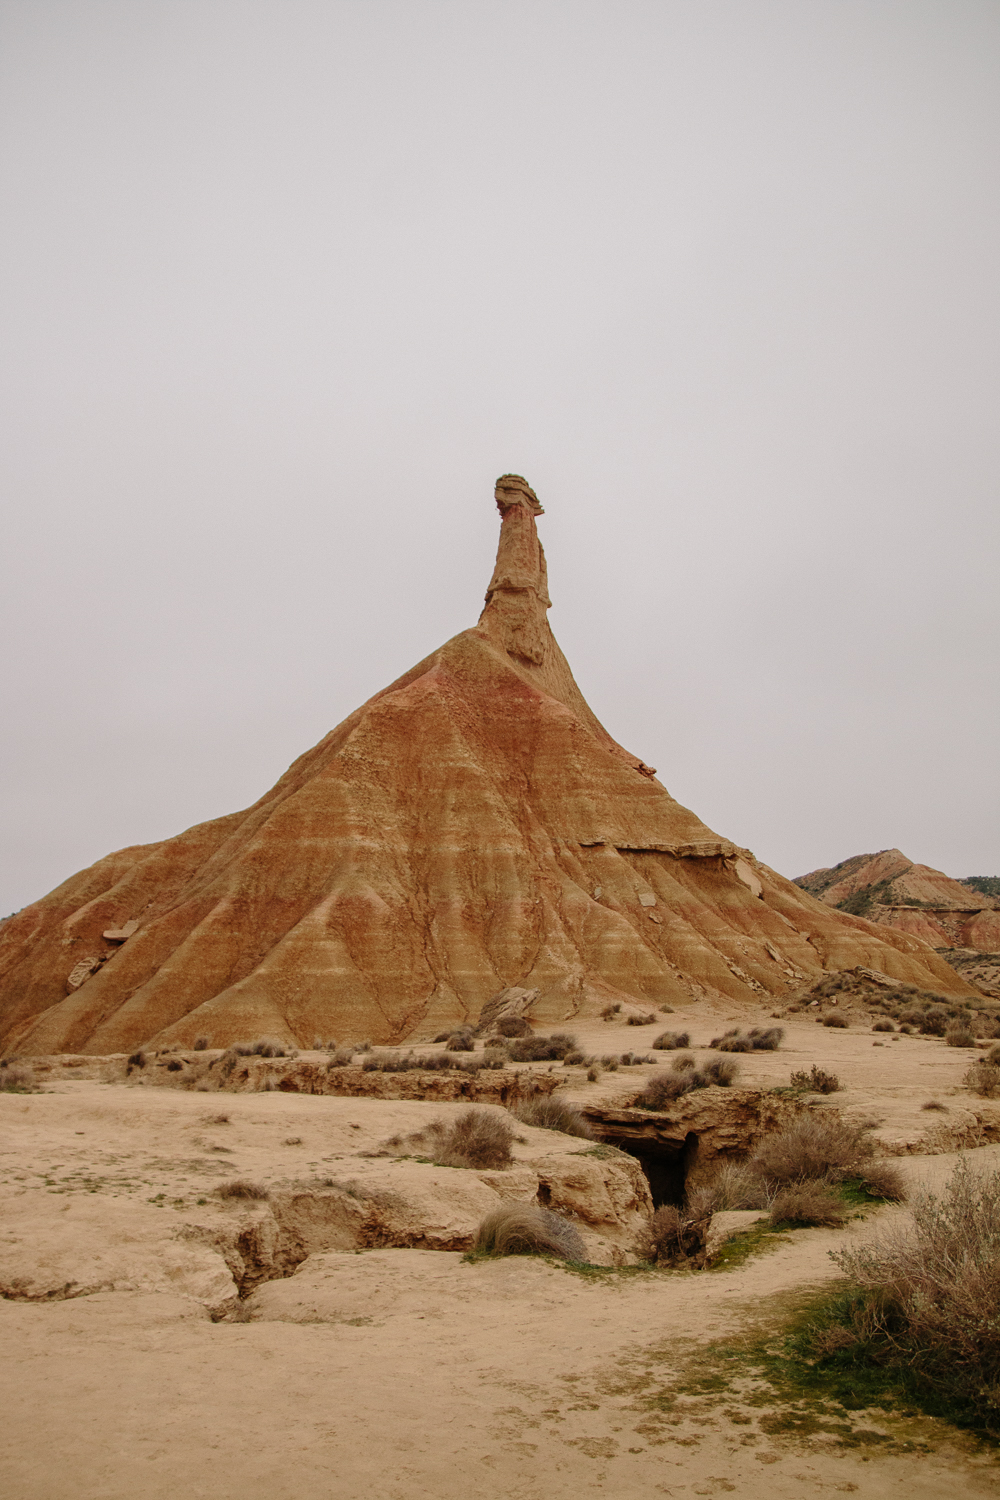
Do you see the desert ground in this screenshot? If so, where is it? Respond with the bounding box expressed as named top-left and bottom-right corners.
top-left (3, 1005), bottom-right (999, 1499)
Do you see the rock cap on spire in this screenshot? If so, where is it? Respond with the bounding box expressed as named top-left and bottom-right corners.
top-left (495, 474), bottom-right (544, 516)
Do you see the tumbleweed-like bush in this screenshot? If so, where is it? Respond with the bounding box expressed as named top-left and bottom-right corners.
top-left (395, 1108), bottom-right (516, 1171)
top-left (506, 1032), bottom-right (578, 1063)
top-left (509, 1096), bottom-right (593, 1138)
top-left (474, 1203), bottom-right (587, 1261)
top-left (636, 1056), bottom-right (738, 1108)
top-left (964, 1059), bottom-right (1000, 1098)
top-left (646, 1199), bottom-right (714, 1267)
top-left (789, 1064), bottom-right (841, 1094)
top-left (710, 1026), bottom-right (784, 1051)
top-left (652, 1030), bottom-right (691, 1050)
top-left (0, 1062), bottom-right (36, 1092)
top-left (704, 1160), bottom-right (771, 1211)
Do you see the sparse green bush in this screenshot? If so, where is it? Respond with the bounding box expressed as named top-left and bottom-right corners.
top-left (217, 1180), bottom-right (269, 1200)
top-left (474, 1203), bottom-right (586, 1260)
top-left (652, 1030), bottom-right (690, 1050)
top-left (770, 1181), bottom-right (847, 1227)
top-left (965, 1059), bottom-right (1000, 1098)
top-left (830, 1159), bottom-right (1000, 1430)
top-left (510, 1096), bottom-right (593, 1138)
top-left (789, 1064), bottom-right (841, 1094)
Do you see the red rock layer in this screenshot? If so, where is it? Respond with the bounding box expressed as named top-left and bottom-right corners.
top-left (0, 477), bottom-right (973, 1054)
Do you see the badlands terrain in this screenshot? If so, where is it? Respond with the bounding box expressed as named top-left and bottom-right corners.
top-left (3, 995), bottom-right (1000, 1500)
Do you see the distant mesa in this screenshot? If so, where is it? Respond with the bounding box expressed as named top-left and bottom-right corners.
top-left (0, 477), bottom-right (974, 1055)
top-left (795, 850), bottom-right (1000, 997)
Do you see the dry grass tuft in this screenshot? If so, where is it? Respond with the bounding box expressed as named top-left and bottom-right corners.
top-left (945, 1021), bottom-right (977, 1048)
top-left (474, 1203), bottom-right (586, 1260)
top-left (217, 1180), bottom-right (269, 1200)
top-left (822, 1013), bottom-right (849, 1029)
top-left (389, 1108), bottom-right (516, 1170)
top-left (921, 1099), bottom-right (947, 1111)
top-left (670, 1052), bottom-right (697, 1073)
top-left (509, 1096), bottom-right (593, 1138)
top-left (858, 1159), bottom-right (908, 1202)
top-left (704, 1160), bottom-right (770, 1210)
top-left (770, 1181), bottom-right (848, 1226)
top-left (626, 1013), bottom-right (657, 1026)
top-left (872, 1019), bottom-right (895, 1033)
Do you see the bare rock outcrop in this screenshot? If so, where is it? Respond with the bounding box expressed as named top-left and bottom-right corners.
top-left (1, 481), bottom-right (972, 1057)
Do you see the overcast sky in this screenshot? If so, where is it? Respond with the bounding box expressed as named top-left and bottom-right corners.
top-left (1, 0), bottom-right (998, 916)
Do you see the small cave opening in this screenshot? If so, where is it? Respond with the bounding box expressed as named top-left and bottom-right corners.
top-left (585, 1118), bottom-right (701, 1208)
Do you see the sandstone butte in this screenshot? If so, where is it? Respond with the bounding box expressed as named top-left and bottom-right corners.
top-left (795, 848), bottom-right (1000, 952)
top-left (0, 475), bottom-right (975, 1056)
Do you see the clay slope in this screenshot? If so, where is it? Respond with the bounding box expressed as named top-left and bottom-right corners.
top-left (795, 849), bottom-right (1000, 952)
top-left (0, 476), bottom-right (972, 1054)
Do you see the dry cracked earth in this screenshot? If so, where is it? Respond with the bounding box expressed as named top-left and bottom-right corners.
top-left (3, 1008), bottom-right (1000, 1500)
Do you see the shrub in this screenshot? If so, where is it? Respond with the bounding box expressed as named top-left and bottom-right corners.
top-left (823, 1013), bottom-right (849, 1029)
top-left (945, 1022), bottom-right (976, 1048)
top-left (710, 1027), bottom-right (784, 1051)
top-left (922, 1099), bottom-right (947, 1111)
top-left (562, 1050), bottom-right (586, 1066)
top-left (127, 1050), bottom-right (147, 1070)
top-left (670, 1053), bottom-right (697, 1073)
top-left (194, 1036), bottom-right (209, 1050)
top-left (750, 1116), bottom-right (874, 1187)
top-left (627, 1013), bottom-right (656, 1026)
top-left (445, 1032), bottom-right (475, 1052)
top-left (491, 1014), bottom-right (527, 1038)
top-left (653, 1031), bottom-right (690, 1050)
top-left (507, 1032), bottom-right (578, 1063)
top-left (166, 1059), bottom-right (184, 1071)
top-left (600, 1003), bottom-right (622, 1020)
top-left (0, 1063), bottom-right (35, 1092)
top-left (646, 1200), bottom-right (713, 1267)
top-left (326, 1048), bottom-right (355, 1069)
top-left (705, 1160), bottom-right (770, 1210)
top-left (831, 1159), bottom-right (1000, 1428)
top-left (600, 1055), bottom-right (619, 1071)
top-left (965, 1060), bottom-right (1000, 1098)
top-left (474, 1203), bottom-right (586, 1261)
top-left (770, 1182), bottom-right (847, 1227)
top-left (217, 1180), bottom-right (269, 1200)
top-left (789, 1064), bottom-right (841, 1095)
top-left (919, 1007), bottom-right (949, 1037)
top-left (510, 1096), bottom-right (593, 1138)
top-left (248, 1038), bottom-right (286, 1057)
top-left (636, 1056), bottom-right (738, 1107)
top-left (872, 1019), bottom-right (895, 1033)
top-left (482, 1047), bottom-right (508, 1069)
top-left (898, 1023), bottom-right (914, 1035)
top-left (586, 1065), bottom-right (600, 1082)
top-left (432, 1031), bottom-right (451, 1043)
top-left (397, 1108), bottom-right (515, 1170)
top-left (857, 1159), bottom-right (908, 1202)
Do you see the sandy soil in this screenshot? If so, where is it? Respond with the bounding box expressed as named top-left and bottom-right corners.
top-left (3, 1008), bottom-right (999, 1498)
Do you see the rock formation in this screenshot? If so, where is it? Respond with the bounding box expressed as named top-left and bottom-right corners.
top-left (0, 475), bottom-right (973, 1054)
top-left (795, 849), bottom-right (1000, 953)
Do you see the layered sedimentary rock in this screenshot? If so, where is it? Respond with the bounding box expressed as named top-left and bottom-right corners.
top-left (0, 476), bottom-right (972, 1054)
top-left (795, 849), bottom-right (1000, 953)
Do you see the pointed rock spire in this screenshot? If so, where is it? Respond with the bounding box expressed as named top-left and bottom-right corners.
top-left (479, 475), bottom-right (551, 666)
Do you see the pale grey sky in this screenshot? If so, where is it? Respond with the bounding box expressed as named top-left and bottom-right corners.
top-left (1, 0), bottom-right (998, 917)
